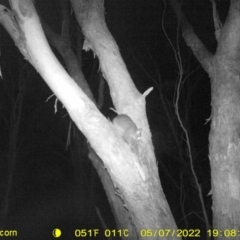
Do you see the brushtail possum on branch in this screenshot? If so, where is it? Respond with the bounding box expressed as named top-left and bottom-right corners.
top-left (112, 114), bottom-right (141, 145)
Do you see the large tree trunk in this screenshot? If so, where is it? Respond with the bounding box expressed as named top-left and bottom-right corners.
top-left (0, 0), bottom-right (178, 239)
top-left (209, 55), bottom-right (240, 230)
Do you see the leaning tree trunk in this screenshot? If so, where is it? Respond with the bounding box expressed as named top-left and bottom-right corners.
top-left (0, 0), bottom-right (178, 239)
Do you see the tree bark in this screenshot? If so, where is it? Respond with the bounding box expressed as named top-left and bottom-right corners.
top-left (0, 0), bottom-right (178, 239)
top-left (170, 0), bottom-right (240, 234)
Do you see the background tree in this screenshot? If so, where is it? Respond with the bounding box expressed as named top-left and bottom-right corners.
top-left (170, 0), bottom-right (240, 235)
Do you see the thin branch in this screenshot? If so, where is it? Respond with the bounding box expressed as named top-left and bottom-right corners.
top-left (209, 0), bottom-right (222, 41)
top-left (168, 0), bottom-right (213, 73)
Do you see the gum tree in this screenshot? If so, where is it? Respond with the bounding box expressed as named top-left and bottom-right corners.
top-left (0, 0), bottom-right (177, 239)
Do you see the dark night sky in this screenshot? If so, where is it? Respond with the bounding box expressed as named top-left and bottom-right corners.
top-left (0, 0), bottom-right (230, 239)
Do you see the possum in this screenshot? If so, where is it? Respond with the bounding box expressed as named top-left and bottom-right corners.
top-left (112, 114), bottom-right (141, 145)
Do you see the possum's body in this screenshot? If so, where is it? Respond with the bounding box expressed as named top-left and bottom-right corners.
top-left (112, 114), bottom-right (141, 145)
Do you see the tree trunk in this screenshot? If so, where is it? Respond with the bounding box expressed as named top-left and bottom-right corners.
top-left (209, 56), bottom-right (240, 230)
top-left (170, 0), bottom-right (240, 236)
top-left (0, 0), bottom-right (178, 239)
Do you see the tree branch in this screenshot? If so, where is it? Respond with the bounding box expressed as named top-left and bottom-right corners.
top-left (169, 0), bottom-right (213, 73)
